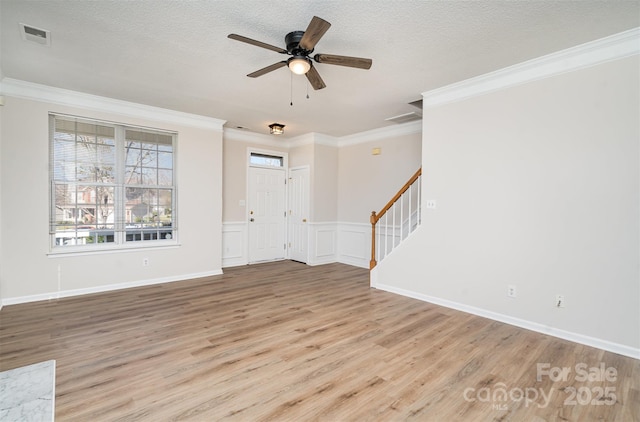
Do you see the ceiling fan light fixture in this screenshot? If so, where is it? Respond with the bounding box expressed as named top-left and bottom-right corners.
top-left (288, 56), bottom-right (311, 75)
top-left (269, 123), bottom-right (285, 135)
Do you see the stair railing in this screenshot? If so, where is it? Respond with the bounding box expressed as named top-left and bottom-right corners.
top-left (370, 168), bottom-right (422, 269)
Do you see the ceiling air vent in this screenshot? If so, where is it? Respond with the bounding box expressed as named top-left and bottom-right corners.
top-left (385, 112), bottom-right (422, 124)
top-left (409, 99), bottom-right (423, 109)
top-left (19, 23), bottom-right (51, 46)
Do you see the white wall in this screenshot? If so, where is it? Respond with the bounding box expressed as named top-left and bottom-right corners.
top-left (336, 131), bottom-right (422, 267)
top-left (0, 97), bottom-right (3, 308)
top-left (338, 132), bottom-right (422, 223)
top-left (312, 143), bottom-right (339, 222)
top-left (374, 49), bottom-right (639, 357)
top-left (0, 88), bottom-right (224, 303)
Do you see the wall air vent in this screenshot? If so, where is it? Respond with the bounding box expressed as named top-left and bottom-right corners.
top-left (385, 112), bottom-right (422, 124)
top-left (19, 23), bottom-right (51, 46)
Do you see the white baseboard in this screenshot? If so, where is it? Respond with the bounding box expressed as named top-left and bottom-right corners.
top-left (372, 282), bottom-right (640, 360)
top-left (1, 270), bottom-right (223, 306)
top-left (337, 255), bottom-right (369, 268)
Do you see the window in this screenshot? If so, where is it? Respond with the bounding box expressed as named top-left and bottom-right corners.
top-left (50, 115), bottom-right (176, 250)
top-left (249, 152), bottom-right (284, 168)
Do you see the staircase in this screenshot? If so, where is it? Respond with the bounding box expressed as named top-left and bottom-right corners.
top-left (370, 168), bottom-right (422, 269)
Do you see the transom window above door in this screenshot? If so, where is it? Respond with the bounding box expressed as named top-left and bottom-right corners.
top-left (249, 152), bottom-right (284, 168)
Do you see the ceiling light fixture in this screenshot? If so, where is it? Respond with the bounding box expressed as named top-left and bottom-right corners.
top-left (288, 56), bottom-right (311, 75)
top-left (269, 123), bottom-right (285, 135)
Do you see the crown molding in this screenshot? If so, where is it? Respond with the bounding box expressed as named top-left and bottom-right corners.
top-left (0, 78), bottom-right (423, 144)
top-left (313, 133), bottom-right (339, 147)
top-left (223, 127), bottom-right (287, 147)
top-left (224, 129), bottom-right (322, 148)
top-left (225, 123), bottom-right (420, 149)
top-left (423, 27), bottom-right (640, 108)
top-left (0, 78), bottom-right (226, 131)
top-left (288, 132), bottom-right (339, 148)
top-left (337, 120), bottom-right (422, 147)
top-left (286, 133), bottom-right (317, 147)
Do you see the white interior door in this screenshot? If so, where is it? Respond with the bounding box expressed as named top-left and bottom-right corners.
top-left (248, 166), bottom-right (286, 263)
top-left (288, 167), bottom-right (310, 263)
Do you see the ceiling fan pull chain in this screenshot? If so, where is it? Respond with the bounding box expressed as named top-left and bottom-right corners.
top-left (306, 80), bottom-right (310, 99)
top-left (290, 72), bottom-right (294, 106)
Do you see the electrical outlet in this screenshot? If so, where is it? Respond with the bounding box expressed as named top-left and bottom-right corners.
top-left (426, 200), bottom-right (437, 209)
top-left (143, 257), bottom-right (149, 267)
top-left (556, 294), bottom-right (565, 308)
top-left (507, 285), bottom-right (517, 298)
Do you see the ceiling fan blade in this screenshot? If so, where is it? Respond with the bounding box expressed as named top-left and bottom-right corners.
top-left (314, 53), bottom-right (372, 69)
top-left (247, 61), bottom-right (287, 78)
top-left (299, 16), bottom-right (331, 51)
top-left (228, 34), bottom-right (287, 54)
top-left (305, 65), bottom-right (326, 90)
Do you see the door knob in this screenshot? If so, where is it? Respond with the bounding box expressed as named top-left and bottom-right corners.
top-left (250, 218), bottom-right (254, 222)
top-left (302, 219), bottom-right (307, 222)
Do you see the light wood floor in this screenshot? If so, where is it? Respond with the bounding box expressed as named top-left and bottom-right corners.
top-left (0, 261), bottom-right (638, 421)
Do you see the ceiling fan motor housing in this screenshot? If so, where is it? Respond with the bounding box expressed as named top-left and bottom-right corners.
top-left (285, 31), bottom-right (310, 55)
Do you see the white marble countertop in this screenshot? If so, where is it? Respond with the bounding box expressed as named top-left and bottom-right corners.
top-left (0, 360), bottom-right (55, 422)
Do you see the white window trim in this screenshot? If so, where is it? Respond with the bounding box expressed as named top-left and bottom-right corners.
top-left (49, 113), bottom-right (179, 254)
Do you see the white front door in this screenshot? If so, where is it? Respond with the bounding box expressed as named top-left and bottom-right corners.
top-left (248, 166), bottom-right (286, 263)
top-left (288, 166), bottom-right (310, 263)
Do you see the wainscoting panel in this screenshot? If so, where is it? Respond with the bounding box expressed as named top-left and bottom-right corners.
top-left (307, 223), bottom-right (337, 266)
top-left (222, 222), bottom-right (248, 267)
top-left (336, 222), bottom-right (370, 268)
top-left (223, 220), bottom-right (374, 269)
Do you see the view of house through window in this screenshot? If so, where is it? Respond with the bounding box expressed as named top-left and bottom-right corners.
top-left (50, 115), bottom-right (176, 249)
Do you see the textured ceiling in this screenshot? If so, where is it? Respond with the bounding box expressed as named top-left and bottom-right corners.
top-left (1, 0), bottom-right (638, 138)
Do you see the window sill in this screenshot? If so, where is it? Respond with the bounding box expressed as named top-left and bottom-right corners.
top-left (47, 242), bottom-right (181, 258)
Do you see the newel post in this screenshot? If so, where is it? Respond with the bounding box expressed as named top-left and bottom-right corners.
top-left (370, 211), bottom-right (377, 269)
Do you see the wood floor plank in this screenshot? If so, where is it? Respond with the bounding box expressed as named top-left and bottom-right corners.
top-left (0, 261), bottom-right (638, 421)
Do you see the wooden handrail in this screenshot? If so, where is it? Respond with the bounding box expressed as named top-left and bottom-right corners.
top-left (370, 167), bottom-right (422, 269)
top-left (372, 168), bottom-right (422, 225)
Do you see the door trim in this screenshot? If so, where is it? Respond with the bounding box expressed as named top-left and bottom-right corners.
top-left (246, 147), bottom-right (289, 264)
top-left (287, 165), bottom-right (310, 264)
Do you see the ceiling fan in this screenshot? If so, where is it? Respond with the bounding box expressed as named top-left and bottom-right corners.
top-left (228, 16), bottom-right (372, 90)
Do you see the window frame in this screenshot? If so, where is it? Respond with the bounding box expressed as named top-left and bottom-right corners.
top-left (249, 152), bottom-right (285, 168)
top-left (49, 114), bottom-right (178, 254)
